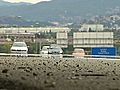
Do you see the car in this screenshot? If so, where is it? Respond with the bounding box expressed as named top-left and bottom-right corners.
top-left (72, 48), bottom-right (85, 58)
top-left (48, 44), bottom-right (63, 54)
top-left (41, 46), bottom-right (50, 54)
top-left (10, 42), bottom-right (28, 56)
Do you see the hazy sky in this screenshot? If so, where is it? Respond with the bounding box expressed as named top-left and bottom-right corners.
top-left (3, 0), bottom-right (51, 4)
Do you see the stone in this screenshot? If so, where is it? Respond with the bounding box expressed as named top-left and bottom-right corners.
top-left (47, 72), bottom-right (53, 76)
top-left (71, 77), bottom-right (77, 79)
top-left (43, 62), bottom-right (46, 66)
top-left (75, 74), bottom-right (79, 76)
top-left (2, 69), bottom-right (8, 73)
top-left (33, 73), bottom-right (37, 76)
top-left (76, 65), bottom-right (79, 67)
top-left (21, 77), bottom-right (26, 80)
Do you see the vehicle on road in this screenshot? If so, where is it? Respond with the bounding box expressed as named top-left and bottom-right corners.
top-left (41, 46), bottom-right (50, 54)
top-left (10, 42), bottom-right (28, 56)
top-left (49, 44), bottom-right (63, 54)
top-left (72, 48), bottom-right (85, 58)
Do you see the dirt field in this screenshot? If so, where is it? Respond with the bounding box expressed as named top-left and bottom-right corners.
top-left (0, 57), bottom-right (120, 90)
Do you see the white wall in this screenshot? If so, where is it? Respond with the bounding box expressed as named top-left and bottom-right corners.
top-left (73, 32), bottom-right (113, 48)
top-left (80, 24), bottom-right (104, 31)
top-left (56, 32), bottom-right (68, 48)
top-left (0, 27), bottom-right (71, 34)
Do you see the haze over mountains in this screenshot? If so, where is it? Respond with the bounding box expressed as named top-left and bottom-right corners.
top-left (0, 0), bottom-right (120, 22)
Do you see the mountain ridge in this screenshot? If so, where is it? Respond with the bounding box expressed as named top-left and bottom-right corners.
top-left (0, 0), bottom-right (120, 22)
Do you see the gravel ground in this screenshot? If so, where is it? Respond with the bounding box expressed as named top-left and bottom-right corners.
top-left (0, 57), bottom-right (120, 90)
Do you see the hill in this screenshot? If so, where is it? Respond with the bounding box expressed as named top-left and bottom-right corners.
top-left (0, 16), bottom-right (55, 27)
top-left (0, 0), bottom-right (120, 22)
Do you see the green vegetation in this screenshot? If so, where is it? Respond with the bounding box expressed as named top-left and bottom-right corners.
top-left (0, 44), bottom-right (11, 53)
top-left (27, 43), bottom-right (36, 54)
top-left (114, 31), bottom-right (120, 55)
top-left (63, 45), bottom-right (74, 54)
top-left (36, 32), bottom-right (56, 39)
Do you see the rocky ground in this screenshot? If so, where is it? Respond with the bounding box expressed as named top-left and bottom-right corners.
top-left (0, 57), bottom-right (120, 90)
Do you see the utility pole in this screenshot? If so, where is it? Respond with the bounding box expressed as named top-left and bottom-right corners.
top-left (35, 22), bottom-right (39, 54)
top-left (39, 40), bottom-right (41, 54)
top-left (35, 28), bottom-right (37, 54)
top-left (38, 32), bottom-right (41, 54)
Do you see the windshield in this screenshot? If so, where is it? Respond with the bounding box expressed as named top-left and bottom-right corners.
top-left (12, 42), bottom-right (27, 47)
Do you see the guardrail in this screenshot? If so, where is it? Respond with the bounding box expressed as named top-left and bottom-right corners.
top-left (0, 53), bottom-right (120, 60)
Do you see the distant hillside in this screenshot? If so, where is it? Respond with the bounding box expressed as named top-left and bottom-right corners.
top-left (0, 16), bottom-right (55, 27)
top-left (0, 0), bottom-right (120, 22)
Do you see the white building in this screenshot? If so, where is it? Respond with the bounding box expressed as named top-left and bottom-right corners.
top-left (56, 32), bottom-right (68, 48)
top-left (0, 27), bottom-right (71, 34)
top-left (80, 24), bottom-right (104, 31)
top-left (110, 15), bottom-right (120, 21)
top-left (73, 32), bottom-right (114, 48)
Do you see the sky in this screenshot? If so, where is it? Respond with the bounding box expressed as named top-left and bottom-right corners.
top-left (3, 0), bottom-right (51, 4)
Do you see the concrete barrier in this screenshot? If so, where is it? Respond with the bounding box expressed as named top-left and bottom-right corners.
top-left (0, 53), bottom-right (120, 60)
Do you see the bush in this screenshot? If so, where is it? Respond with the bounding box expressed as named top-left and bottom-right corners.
top-left (0, 44), bottom-right (11, 53)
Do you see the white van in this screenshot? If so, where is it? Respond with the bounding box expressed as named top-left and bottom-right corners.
top-left (11, 42), bottom-right (28, 56)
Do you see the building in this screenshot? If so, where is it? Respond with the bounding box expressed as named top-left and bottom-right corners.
top-left (109, 15), bottom-right (120, 21)
top-left (56, 32), bottom-right (68, 48)
top-left (0, 27), bottom-right (70, 44)
top-left (73, 32), bottom-right (114, 48)
top-left (0, 33), bottom-right (35, 42)
top-left (0, 27), bottom-right (71, 34)
top-left (56, 32), bottom-right (114, 48)
top-left (80, 24), bottom-right (104, 32)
